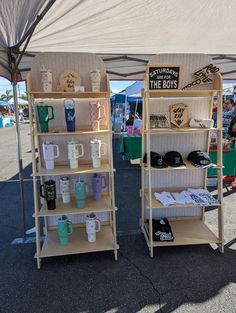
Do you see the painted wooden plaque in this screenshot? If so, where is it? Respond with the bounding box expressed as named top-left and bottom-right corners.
top-left (170, 103), bottom-right (189, 128)
top-left (59, 70), bottom-right (81, 91)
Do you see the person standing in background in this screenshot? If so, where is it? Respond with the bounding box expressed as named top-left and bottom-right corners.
top-left (222, 99), bottom-right (235, 137)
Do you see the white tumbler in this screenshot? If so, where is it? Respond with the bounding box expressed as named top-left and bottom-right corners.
top-left (85, 213), bottom-right (101, 243)
top-left (67, 139), bottom-right (84, 169)
top-left (40, 66), bottom-right (52, 92)
top-left (59, 176), bottom-right (72, 203)
top-left (90, 67), bottom-right (101, 92)
top-left (42, 141), bottom-right (60, 169)
top-left (90, 138), bottom-right (106, 168)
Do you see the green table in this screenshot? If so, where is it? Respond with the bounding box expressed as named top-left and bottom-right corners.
top-left (208, 147), bottom-right (236, 177)
top-left (118, 134), bottom-right (142, 160)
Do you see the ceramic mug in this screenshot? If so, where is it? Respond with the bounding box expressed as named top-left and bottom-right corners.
top-left (57, 215), bottom-right (73, 245)
top-left (42, 141), bottom-right (60, 169)
top-left (85, 213), bottom-right (101, 243)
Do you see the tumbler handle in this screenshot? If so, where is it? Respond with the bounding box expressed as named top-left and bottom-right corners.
top-left (76, 144), bottom-right (84, 158)
top-left (102, 176), bottom-right (106, 188)
top-left (48, 106), bottom-right (54, 120)
top-left (98, 104), bottom-right (106, 120)
top-left (95, 219), bottom-right (101, 232)
top-left (67, 221), bottom-right (73, 235)
top-left (40, 185), bottom-right (45, 198)
top-left (53, 145), bottom-right (60, 159)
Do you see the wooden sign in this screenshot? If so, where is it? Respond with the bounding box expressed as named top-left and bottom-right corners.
top-left (182, 64), bottom-right (220, 90)
top-left (149, 65), bottom-right (181, 90)
top-left (170, 103), bottom-right (189, 128)
top-left (59, 70), bottom-right (81, 91)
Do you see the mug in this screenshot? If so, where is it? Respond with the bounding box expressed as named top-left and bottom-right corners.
top-left (59, 176), bottom-right (74, 203)
top-left (64, 98), bottom-right (76, 132)
top-left (90, 138), bottom-right (106, 168)
top-left (75, 179), bottom-right (89, 209)
top-left (85, 213), bottom-right (101, 243)
top-left (40, 179), bottom-right (56, 210)
top-left (36, 102), bottom-right (54, 132)
top-left (67, 139), bottom-right (84, 169)
top-left (40, 67), bottom-right (52, 92)
top-left (57, 215), bottom-right (73, 245)
top-left (90, 68), bottom-right (101, 92)
top-left (42, 141), bottom-right (60, 169)
top-left (92, 173), bottom-right (106, 200)
top-left (89, 101), bottom-right (106, 131)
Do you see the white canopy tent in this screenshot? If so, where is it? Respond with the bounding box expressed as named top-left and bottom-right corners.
top-left (1, 0), bottom-right (236, 237)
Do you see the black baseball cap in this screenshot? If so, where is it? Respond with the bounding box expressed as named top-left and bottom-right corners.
top-left (143, 152), bottom-right (168, 168)
top-left (163, 151), bottom-right (186, 167)
top-left (187, 150), bottom-right (212, 168)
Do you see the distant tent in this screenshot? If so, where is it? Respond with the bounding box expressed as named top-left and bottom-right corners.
top-left (7, 97), bottom-right (28, 105)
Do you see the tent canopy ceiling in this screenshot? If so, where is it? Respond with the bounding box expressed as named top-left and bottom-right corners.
top-left (0, 0), bottom-right (236, 80)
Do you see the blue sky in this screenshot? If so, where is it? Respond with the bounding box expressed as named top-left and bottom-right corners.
top-left (0, 77), bottom-right (134, 96)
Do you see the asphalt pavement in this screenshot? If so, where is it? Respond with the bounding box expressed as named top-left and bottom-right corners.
top-left (0, 124), bottom-right (235, 313)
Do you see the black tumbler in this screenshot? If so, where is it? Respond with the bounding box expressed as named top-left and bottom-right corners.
top-left (40, 179), bottom-right (56, 210)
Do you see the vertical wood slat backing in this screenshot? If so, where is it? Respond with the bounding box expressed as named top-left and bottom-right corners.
top-left (48, 212), bottom-right (109, 226)
top-left (148, 54), bottom-right (215, 90)
top-left (149, 97), bottom-right (211, 120)
top-left (144, 170), bottom-right (205, 189)
top-left (30, 52), bottom-right (107, 92)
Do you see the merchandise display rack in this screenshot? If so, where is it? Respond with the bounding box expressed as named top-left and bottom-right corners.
top-left (140, 54), bottom-right (224, 257)
top-left (27, 52), bottom-right (118, 269)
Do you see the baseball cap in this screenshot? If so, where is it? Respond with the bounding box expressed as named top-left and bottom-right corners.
top-left (163, 151), bottom-right (186, 167)
top-left (187, 150), bottom-right (212, 168)
top-left (143, 152), bottom-right (168, 168)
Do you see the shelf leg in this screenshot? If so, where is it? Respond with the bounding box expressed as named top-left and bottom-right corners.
top-left (36, 257), bottom-right (41, 270)
top-left (149, 246), bottom-right (154, 258)
top-left (114, 249), bottom-right (118, 261)
top-left (218, 242), bottom-right (224, 254)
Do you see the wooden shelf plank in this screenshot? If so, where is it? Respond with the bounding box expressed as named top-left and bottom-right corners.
top-left (143, 160), bottom-right (221, 171)
top-left (145, 90), bottom-right (216, 98)
top-left (32, 129), bottom-right (109, 136)
top-left (144, 189), bottom-right (220, 209)
top-left (29, 91), bottom-right (109, 99)
top-left (144, 128), bottom-right (222, 134)
top-left (39, 226), bottom-right (118, 258)
top-left (35, 163), bottom-right (111, 176)
top-left (144, 220), bottom-right (220, 246)
top-left (38, 195), bottom-right (113, 216)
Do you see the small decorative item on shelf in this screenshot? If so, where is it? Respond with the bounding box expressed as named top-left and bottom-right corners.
top-left (40, 179), bottom-right (56, 210)
top-left (90, 138), bottom-right (106, 168)
top-left (74, 85), bottom-right (85, 92)
top-left (59, 176), bottom-right (73, 204)
top-left (89, 101), bottom-right (106, 131)
top-left (189, 118), bottom-right (213, 128)
top-left (36, 102), bottom-right (54, 133)
top-left (59, 70), bottom-right (81, 92)
top-left (64, 98), bottom-right (76, 132)
top-left (67, 139), bottom-right (84, 169)
top-left (90, 67), bottom-right (101, 92)
top-left (150, 113), bottom-right (170, 128)
top-left (92, 173), bottom-right (106, 200)
top-left (40, 66), bottom-right (52, 92)
top-left (42, 141), bottom-right (60, 169)
top-left (85, 213), bottom-right (101, 243)
top-left (170, 103), bottom-right (189, 128)
top-left (75, 179), bottom-right (89, 209)
top-left (57, 215), bottom-right (73, 246)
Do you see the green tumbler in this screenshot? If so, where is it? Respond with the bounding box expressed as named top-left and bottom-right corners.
top-left (37, 102), bottom-right (54, 132)
top-left (57, 215), bottom-right (73, 246)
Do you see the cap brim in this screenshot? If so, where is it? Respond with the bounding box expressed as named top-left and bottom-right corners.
top-left (152, 163), bottom-right (168, 168)
top-left (170, 163), bottom-right (186, 167)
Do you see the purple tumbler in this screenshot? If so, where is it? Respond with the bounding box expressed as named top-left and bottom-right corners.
top-left (64, 98), bottom-right (76, 132)
top-left (92, 174), bottom-right (106, 200)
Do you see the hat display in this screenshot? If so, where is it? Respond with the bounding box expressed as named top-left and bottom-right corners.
top-left (163, 151), bottom-right (186, 167)
top-left (143, 152), bottom-right (168, 168)
top-left (187, 150), bottom-right (212, 168)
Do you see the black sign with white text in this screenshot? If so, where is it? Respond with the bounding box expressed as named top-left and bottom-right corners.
top-left (149, 66), bottom-right (180, 90)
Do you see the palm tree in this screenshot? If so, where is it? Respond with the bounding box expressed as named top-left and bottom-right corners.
top-left (0, 89), bottom-right (12, 101)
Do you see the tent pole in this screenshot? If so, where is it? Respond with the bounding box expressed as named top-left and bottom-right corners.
top-left (12, 80), bottom-right (26, 239)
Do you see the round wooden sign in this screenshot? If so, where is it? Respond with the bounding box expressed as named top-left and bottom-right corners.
top-left (59, 70), bottom-right (81, 91)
